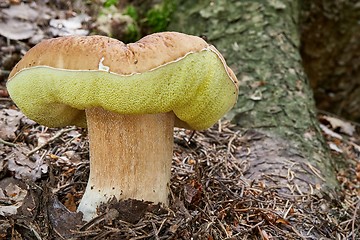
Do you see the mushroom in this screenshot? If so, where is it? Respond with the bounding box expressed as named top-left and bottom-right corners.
top-left (6, 32), bottom-right (239, 221)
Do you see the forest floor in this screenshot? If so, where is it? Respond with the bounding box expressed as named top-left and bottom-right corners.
top-left (0, 1), bottom-right (359, 239)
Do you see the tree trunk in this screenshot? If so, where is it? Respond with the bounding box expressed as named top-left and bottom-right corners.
top-left (169, 0), bottom-right (338, 195)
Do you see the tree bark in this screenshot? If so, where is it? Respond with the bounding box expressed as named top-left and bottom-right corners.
top-left (169, 0), bottom-right (338, 194)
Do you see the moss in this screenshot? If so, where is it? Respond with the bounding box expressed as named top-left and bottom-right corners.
top-left (145, 0), bottom-right (176, 32)
top-left (116, 0), bottom-right (177, 36)
top-left (95, 3), bottom-right (141, 43)
top-left (124, 22), bottom-right (140, 43)
top-left (122, 5), bottom-right (140, 42)
top-left (103, 0), bottom-right (119, 8)
top-left (124, 5), bottom-right (138, 21)
top-left (95, 0), bottom-right (176, 42)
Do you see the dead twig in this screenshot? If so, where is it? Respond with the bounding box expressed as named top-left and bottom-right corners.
top-left (26, 127), bottom-right (76, 157)
top-left (0, 138), bottom-right (17, 147)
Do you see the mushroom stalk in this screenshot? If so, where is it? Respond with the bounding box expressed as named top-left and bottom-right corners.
top-left (78, 107), bottom-right (175, 220)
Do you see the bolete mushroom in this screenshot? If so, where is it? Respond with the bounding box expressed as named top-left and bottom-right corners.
top-left (7, 32), bottom-right (238, 221)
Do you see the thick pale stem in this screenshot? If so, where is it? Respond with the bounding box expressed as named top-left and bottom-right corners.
top-left (77, 107), bottom-right (175, 221)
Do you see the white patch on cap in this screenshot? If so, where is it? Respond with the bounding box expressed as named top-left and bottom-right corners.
top-left (98, 57), bottom-right (110, 72)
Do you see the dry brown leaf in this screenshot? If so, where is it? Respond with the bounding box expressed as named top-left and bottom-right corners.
top-left (63, 193), bottom-right (77, 212)
top-left (0, 182), bottom-right (27, 216)
top-left (36, 132), bottom-right (51, 146)
top-left (6, 147), bottom-right (48, 181)
top-left (0, 109), bottom-right (24, 140)
top-left (184, 180), bottom-right (203, 205)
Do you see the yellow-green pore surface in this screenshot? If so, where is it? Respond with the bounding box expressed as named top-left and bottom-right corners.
top-left (7, 50), bottom-right (237, 130)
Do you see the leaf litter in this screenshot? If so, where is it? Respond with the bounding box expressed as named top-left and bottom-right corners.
top-left (0, 106), bottom-right (358, 239)
top-left (0, 1), bottom-right (359, 239)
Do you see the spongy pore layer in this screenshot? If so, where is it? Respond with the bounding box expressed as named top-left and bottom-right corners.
top-left (7, 49), bottom-right (237, 130)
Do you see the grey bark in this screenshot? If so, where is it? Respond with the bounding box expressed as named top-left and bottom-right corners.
top-left (168, 0), bottom-right (338, 194)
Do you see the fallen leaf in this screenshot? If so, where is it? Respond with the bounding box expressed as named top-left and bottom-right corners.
top-left (36, 132), bottom-right (51, 146)
top-left (48, 194), bottom-right (84, 238)
top-left (63, 193), bottom-right (77, 212)
top-left (6, 148), bottom-right (48, 181)
top-left (49, 14), bottom-right (90, 36)
top-left (0, 18), bottom-right (36, 40)
top-left (319, 124), bottom-right (343, 140)
top-left (0, 2), bottom-right (52, 40)
top-left (184, 180), bottom-right (203, 205)
top-left (321, 116), bottom-right (355, 136)
top-left (1, 3), bottom-right (39, 21)
top-left (0, 109), bottom-right (24, 140)
top-left (0, 181), bottom-right (27, 216)
top-left (328, 142), bottom-right (343, 153)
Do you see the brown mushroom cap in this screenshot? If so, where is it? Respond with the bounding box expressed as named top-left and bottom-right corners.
top-left (9, 32), bottom-right (212, 77)
top-left (7, 32), bottom-right (238, 130)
